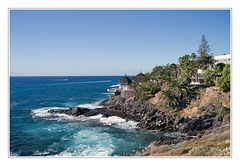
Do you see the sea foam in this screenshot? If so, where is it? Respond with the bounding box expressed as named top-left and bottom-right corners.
top-left (31, 105), bottom-right (138, 129)
top-left (56, 143), bottom-right (113, 157)
top-left (88, 114), bottom-right (138, 129)
top-left (77, 101), bottom-right (103, 109)
top-left (55, 130), bottom-right (115, 157)
top-left (32, 107), bottom-right (69, 118)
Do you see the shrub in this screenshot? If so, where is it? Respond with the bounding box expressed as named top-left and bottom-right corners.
top-left (203, 66), bottom-right (221, 87)
top-left (133, 82), bottom-right (161, 100)
top-left (217, 107), bottom-right (230, 122)
top-left (217, 64), bottom-right (230, 92)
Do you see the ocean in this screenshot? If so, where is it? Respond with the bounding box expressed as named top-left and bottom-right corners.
top-left (10, 76), bottom-right (165, 156)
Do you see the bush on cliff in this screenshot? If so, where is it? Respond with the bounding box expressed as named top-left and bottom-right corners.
top-left (178, 53), bottom-right (198, 80)
top-left (217, 64), bottom-right (230, 92)
top-left (161, 79), bottom-right (198, 110)
top-left (203, 66), bottom-right (221, 87)
top-left (132, 82), bottom-right (160, 100)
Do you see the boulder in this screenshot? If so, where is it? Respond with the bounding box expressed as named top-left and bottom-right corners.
top-left (48, 107), bottom-right (90, 116)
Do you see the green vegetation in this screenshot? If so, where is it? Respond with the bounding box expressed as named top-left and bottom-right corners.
top-left (178, 53), bottom-right (199, 81)
top-left (131, 82), bottom-right (160, 100)
top-left (217, 107), bottom-right (230, 122)
top-left (203, 66), bottom-right (221, 86)
top-left (217, 64), bottom-right (230, 92)
top-left (161, 79), bottom-right (197, 110)
top-left (131, 35), bottom-right (230, 111)
top-left (198, 34), bottom-right (211, 57)
top-left (197, 34), bottom-right (215, 70)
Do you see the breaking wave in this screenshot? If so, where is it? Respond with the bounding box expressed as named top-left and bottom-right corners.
top-left (88, 114), bottom-right (138, 129)
top-left (31, 107), bottom-right (138, 130)
top-left (55, 130), bottom-right (115, 157)
top-left (77, 102), bottom-right (103, 109)
top-left (31, 107), bottom-right (70, 120)
top-left (101, 92), bottom-right (115, 95)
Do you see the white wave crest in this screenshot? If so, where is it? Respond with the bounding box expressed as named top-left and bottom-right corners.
top-left (88, 114), bottom-right (138, 129)
top-left (33, 151), bottom-right (50, 156)
top-left (31, 107), bottom-right (72, 120)
top-left (57, 144), bottom-right (112, 157)
top-left (77, 102), bottom-right (103, 109)
top-left (31, 107), bottom-right (138, 129)
top-left (101, 92), bottom-right (115, 95)
top-left (55, 130), bottom-right (115, 157)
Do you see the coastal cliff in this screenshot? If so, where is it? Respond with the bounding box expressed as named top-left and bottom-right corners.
top-left (102, 86), bottom-right (229, 130)
top-left (136, 86), bottom-right (230, 156)
top-left (43, 36), bottom-right (230, 156)
top-left (46, 86), bottom-right (230, 156)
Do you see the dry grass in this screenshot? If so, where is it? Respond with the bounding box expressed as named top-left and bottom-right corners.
top-left (139, 86), bottom-right (230, 156)
top-left (137, 125), bottom-right (230, 156)
top-left (180, 86), bottom-right (230, 118)
top-left (147, 86), bottom-right (230, 118)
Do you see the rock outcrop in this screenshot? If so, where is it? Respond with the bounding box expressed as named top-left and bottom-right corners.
top-left (99, 96), bottom-right (228, 134)
top-left (48, 107), bottom-right (90, 116)
top-left (47, 93), bottom-right (229, 136)
top-left (136, 125), bottom-right (230, 156)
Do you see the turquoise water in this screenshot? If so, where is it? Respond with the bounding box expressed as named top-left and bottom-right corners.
top-left (10, 76), bottom-right (162, 156)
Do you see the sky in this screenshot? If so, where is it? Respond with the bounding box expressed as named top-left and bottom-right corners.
top-left (10, 10), bottom-right (230, 76)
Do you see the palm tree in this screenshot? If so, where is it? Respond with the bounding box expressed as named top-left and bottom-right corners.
top-left (161, 79), bottom-right (197, 110)
top-left (161, 89), bottom-right (179, 109)
top-left (174, 80), bottom-right (196, 106)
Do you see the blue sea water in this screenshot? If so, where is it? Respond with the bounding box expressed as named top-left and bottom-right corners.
top-left (10, 76), bottom-right (166, 156)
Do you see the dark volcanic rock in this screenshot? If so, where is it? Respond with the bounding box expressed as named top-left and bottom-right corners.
top-left (48, 107), bottom-right (90, 116)
top-left (100, 96), bottom-right (227, 134)
top-left (47, 96), bottom-right (227, 135)
top-left (69, 107), bottom-right (90, 116)
top-left (101, 96), bottom-right (177, 131)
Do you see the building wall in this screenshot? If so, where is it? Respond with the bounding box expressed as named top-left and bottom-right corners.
top-left (214, 54), bottom-right (231, 64)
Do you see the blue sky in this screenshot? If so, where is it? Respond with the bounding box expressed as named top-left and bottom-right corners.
top-left (10, 10), bottom-right (230, 76)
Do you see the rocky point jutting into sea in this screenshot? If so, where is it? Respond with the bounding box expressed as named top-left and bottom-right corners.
top-left (19, 46), bottom-right (230, 156)
top-left (46, 86), bottom-right (230, 156)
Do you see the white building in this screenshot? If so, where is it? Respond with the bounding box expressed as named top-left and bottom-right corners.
top-left (190, 54), bottom-right (231, 86)
top-left (190, 69), bottom-right (204, 86)
top-left (214, 54), bottom-right (231, 64)
top-left (107, 75), bottom-right (132, 94)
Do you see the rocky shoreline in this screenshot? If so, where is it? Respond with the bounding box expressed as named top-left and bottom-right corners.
top-left (46, 92), bottom-right (229, 150)
top-left (49, 96), bottom-right (228, 133)
top-left (99, 96), bottom-right (227, 134)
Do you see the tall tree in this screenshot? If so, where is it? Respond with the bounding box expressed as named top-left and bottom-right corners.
top-left (198, 34), bottom-right (211, 57)
top-left (197, 35), bottom-right (215, 69)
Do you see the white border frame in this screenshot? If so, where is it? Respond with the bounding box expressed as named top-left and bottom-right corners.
top-left (1, 0), bottom-right (240, 166)
top-left (8, 8), bottom-right (232, 158)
